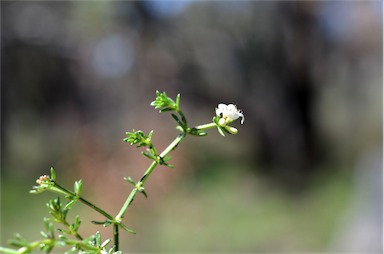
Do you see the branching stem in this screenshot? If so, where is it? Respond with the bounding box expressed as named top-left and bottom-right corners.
top-left (115, 132), bottom-right (186, 222)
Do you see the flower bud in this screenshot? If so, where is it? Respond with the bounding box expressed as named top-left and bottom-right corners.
top-left (218, 118), bottom-right (226, 127)
top-left (224, 126), bottom-right (238, 134)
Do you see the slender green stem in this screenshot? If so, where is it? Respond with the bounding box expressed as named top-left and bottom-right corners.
top-left (177, 110), bottom-right (188, 128)
top-left (62, 239), bottom-right (99, 251)
top-left (115, 121), bottom-right (213, 222)
top-left (78, 197), bottom-right (114, 220)
top-left (0, 246), bottom-right (19, 254)
top-left (194, 122), bottom-right (216, 130)
top-left (8, 238), bottom-right (100, 254)
top-left (115, 187), bottom-right (140, 222)
top-left (113, 224), bottom-right (119, 251)
top-left (49, 119), bottom-right (215, 251)
top-left (53, 182), bottom-right (115, 220)
top-left (115, 132), bottom-right (186, 222)
top-left (113, 118), bottom-right (214, 250)
top-left (61, 219), bottom-right (83, 240)
top-left (159, 132), bottom-right (186, 158)
top-left (139, 161), bottom-right (158, 187)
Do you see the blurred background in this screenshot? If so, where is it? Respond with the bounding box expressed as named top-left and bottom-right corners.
top-left (1, 1), bottom-right (382, 253)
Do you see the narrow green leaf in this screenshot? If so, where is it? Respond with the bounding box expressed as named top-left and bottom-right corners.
top-left (197, 131), bottom-right (208, 136)
top-left (140, 190), bottom-right (148, 198)
top-left (159, 108), bottom-right (174, 112)
top-left (188, 128), bottom-right (207, 136)
top-left (123, 177), bottom-right (136, 186)
top-left (56, 240), bottom-right (67, 247)
top-left (101, 239), bottom-right (111, 248)
top-left (175, 93), bottom-right (181, 109)
top-left (148, 130), bottom-right (154, 140)
top-left (217, 126), bottom-right (226, 136)
top-left (159, 156), bottom-right (174, 168)
top-left (221, 126), bottom-right (233, 135)
top-left (91, 220), bottom-right (105, 225)
top-left (118, 223), bottom-right (136, 234)
top-left (40, 231), bottom-right (48, 238)
top-left (141, 151), bottom-right (155, 160)
top-left (50, 167), bottom-right (56, 181)
top-left (165, 163), bottom-right (174, 168)
top-left (43, 218), bottom-right (53, 234)
top-left (40, 240), bottom-right (54, 253)
top-left (176, 126), bottom-right (184, 132)
top-left (58, 234), bottom-right (68, 240)
top-left (73, 215), bottom-right (81, 231)
top-left (74, 180), bottom-right (82, 195)
top-left (95, 231), bottom-right (101, 245)
top-left (171, 113), bottom-right (182, 126)
top-left (8, 234), bottom-right (28, 247)
top-left (162, 155), bottom-right (172, 162)
top-left (103, 220), bottom-right (112, 227)
top-left (7, 240), bottom-right (24, 248)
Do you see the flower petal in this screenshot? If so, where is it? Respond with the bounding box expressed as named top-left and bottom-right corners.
top-left (237, 111), bottom-right (244, 124)
top-left (216, 103), bottom-right (244, 124)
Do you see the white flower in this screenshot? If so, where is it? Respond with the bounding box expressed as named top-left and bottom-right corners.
top-left (215, 104), bottom-right (244, 126)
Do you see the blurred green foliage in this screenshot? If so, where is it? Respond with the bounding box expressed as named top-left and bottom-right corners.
top-left (2, 163), bottom-right (353, 252)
